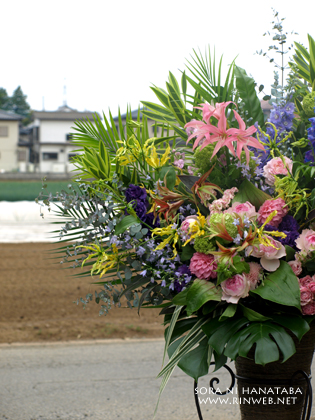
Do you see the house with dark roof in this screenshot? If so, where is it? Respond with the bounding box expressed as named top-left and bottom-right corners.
top-left (29, 105), bottom-right (98, 173)
top-left (0, 110), bottom-right (23, 172)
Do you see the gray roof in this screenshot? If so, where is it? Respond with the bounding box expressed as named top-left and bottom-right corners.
top-left (0, 110), bottom-right (23, 121)
top-left (33, 108), bottom-right (99, 121)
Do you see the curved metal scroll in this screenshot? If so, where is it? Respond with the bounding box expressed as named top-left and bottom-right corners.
top-left (194, 363), bottom-right (236, 420)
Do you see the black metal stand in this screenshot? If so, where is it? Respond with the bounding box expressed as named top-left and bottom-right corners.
top-left (194, 364), bottom-right (313, 420)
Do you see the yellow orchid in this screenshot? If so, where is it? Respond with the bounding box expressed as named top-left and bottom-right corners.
top-left (116, 135), bottom-right (141, 166)
top-left (143, 138), bottom-right (170, 168)
top-left (183, 209), bottom-right (206, 246)
top-left (79, 243), bottom-right (120, 278)
top-left (151, 224), bottom-right (179, 258)
top-left (256, 211), bottom-right (286, 248)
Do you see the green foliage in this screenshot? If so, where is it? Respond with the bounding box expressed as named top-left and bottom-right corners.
top-left (142, 48), bottom-right (236, 140)
top-left (194, 144), bottom-right (217, 174)
top-left (194, 236), bottom-right (215, 254)
top-left (235, 66), bottom-right (265, 127)
top-left (256, 9), bottom-right (297, 101)
top-left (290, 34), bottom-right (315, 91)
top-left (185, 47), bottom-right (236, 105)
top-left (185, 279), bottom-right (222, 316)
top-left (302, 91), bottom-right (315, 117)
top-left (0, 86), bottom-right (32, 125)
top-left (0, 88), bottom-right (8, 108)
top-left (250, 261), bottom-right (301, 310)
top-left (232, 179), bottom-right (271, 210)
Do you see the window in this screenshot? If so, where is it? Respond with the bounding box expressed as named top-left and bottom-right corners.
top-left (18, 150), bottom-right (27, 162)
top-left (66, 133), bottom-right (73, 141)
top-left (68, 153), bottom-right (77, 162)
top-left (42, 152), bottom-right (58, 161)
top-left (0, 126), bottom-right (8, 137)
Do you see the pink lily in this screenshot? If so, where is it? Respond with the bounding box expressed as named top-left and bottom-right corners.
top-left (185, 102), bottom-right (235, 156)
top-left (195, 101), bottom-right (233, 124)
top-left (227, 110), bottom-right (265, 164)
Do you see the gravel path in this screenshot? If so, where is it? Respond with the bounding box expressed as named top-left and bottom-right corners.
top-left (0, 339), bottom-right (240, 420)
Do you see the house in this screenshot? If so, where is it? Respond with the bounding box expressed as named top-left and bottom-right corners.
top-left (0, 110), bottom-right (23, 172)
top-left (29, 105), bottom-right (98, 174)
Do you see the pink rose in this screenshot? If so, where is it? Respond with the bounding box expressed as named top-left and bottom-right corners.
top-left (302, 301), bottom-right (315, 315)
top-left (189, 252), bottom-right (217, 280)
top-left (288, 259), bottom-right (302, 276)
top-left (300, 286), bottom-right (313, 306)
top-left (299, 275), bottom-right (313, 288)
top-left (263, 157), bottom-right (293, 186)
top-left (257, 198), bottom-right (288, 227)
top-left (309, 283), bottom-right (315, 294)
top-left (248, 236), bottom-right (286, 271)
top-left (225, 201), bottom-right (257, 219)
top-left (246, 262), bottom-right (262, 290)
top-left (221, 274), bottom-right (251, 304)
top-left (296, 229), bottom-right (315, 256)
top-left (180, 216), bottom-right (198, 233)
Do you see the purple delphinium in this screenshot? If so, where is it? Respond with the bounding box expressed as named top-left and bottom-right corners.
top-left (173, 264), bottom-right (192, 293)
top-left (125, 184), bottom-right (147, 203)
top-left (304, 115), bottom-right (315, 164)
top-left (264, 214), bottom-right (300, 249)
top-left (124, 184), bottom-right (160, 228)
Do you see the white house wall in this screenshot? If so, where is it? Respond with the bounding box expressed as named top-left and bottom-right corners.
top-left (0, 120), bottom-right (19, 171)
top-left (40, 120), bottom-right (76, 143)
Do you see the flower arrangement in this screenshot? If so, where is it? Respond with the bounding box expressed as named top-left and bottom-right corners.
top-left (39, 34), bottom-right (315, 413)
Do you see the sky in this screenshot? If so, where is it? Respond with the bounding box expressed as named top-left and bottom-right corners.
top-left (1, 0), bottom-right (314, 118)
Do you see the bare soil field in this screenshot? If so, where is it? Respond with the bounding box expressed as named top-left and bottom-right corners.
top-left (0, 243), bottom-right (164, 344)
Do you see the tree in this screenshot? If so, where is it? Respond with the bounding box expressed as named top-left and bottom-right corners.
top-left (0, 88), bottom-right (9, 109)
top-left (0, 85), bottom-right (32, 125)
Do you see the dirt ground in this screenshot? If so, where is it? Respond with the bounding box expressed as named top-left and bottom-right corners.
top-left (0, 243), bottom-right (164, 344)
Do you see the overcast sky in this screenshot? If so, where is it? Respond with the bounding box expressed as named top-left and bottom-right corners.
top-left (1, 0), bottom-right (314, 118)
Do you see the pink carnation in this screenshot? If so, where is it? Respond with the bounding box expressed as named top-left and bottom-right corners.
top-left (296, 229), bottom-right (315, 256)
top-left (302, 301), bottom-right (315, 315)
top-left (221, 274), bottom-right (251, 304)
top-left (263, 157), bottom-right (293, 186)
top-left (300, 286), bottom-right (313, 306)
top-left (246, 262), bottom-right (262, 290)
top-left (189, 252), bottom-right (217, 280)
top-left (288, 259), bottom-right (302, 276)
top-left (257, 198), bottom-right (288, 227)
top-left (225, 201), bottom-right (257, 219)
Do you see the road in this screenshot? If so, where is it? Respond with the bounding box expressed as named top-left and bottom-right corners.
top-left (0, 339), bottom-right (240, 420)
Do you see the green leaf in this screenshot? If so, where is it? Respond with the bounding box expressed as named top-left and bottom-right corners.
top-left (235, 66), bottom-right (265, 127)
top-left (250, 261), bottom-right (301, 311)
top-left (180, 244), bottom-right (195, 262)
top-left (186, 279), bottom-right (222, 316)
top-left (225, 322), bottom-right (296, 365)
top-left (272, 314), bottom-right (310, 341)
top-left (177, 337), bottom-right (211, 381)
top-left (240, 305), bottom-right (271, 322)
top-left (172, 288), bottom-right (188, 306)
top-left (208, 317), bottom-right (249, 354)
top-left (159, 166), bottom-right (176, 190)
top-left (285, 245), bottom-right (295, 262)
top-left (114, 215), bottom-right (138, 235)
top-left (219, 304), bottom-right (237, 321)
top-left (164, 317), bottom-right (199, 345)
top-left (232, 179), bottom-right (271, 210)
